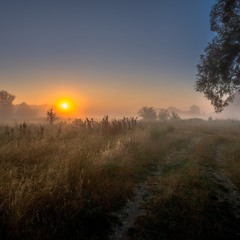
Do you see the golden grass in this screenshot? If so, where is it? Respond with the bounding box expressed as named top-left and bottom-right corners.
top-left (128, 119), bottom-right (240, 240)
top-left (0, 119), bottom-right (240, 239)
top-left (0, 119), bottom-right (179, 239)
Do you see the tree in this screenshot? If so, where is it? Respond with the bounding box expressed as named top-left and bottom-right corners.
top-left (0, 90), bottom-right (15, 106)
top-left (0, 90), bottom-right (15, 117)
top-left (189, 105), bottom-right (201, 115)
top-left (46, 107), bottom-right (57, 124)
top-left (170, 111), bottom-right (181, 121)
top-left (158, 108), bottom-right (170, 121)
top-left (195, 0), bottom-right (240, 112)
top-left (138, 106), bottom-right (157, 121)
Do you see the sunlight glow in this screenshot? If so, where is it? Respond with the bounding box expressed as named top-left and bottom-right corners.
top-left (56, 98), bottom-right (75, 114)
top-left (61, 102), bottom-right (69, 109)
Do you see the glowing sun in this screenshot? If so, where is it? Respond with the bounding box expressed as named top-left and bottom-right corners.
top-left (56, 98), bottom-right (74, 114)
top-left (61, 102), bottom-right (69, 109)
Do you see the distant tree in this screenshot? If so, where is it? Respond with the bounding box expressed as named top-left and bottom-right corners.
top-left (138, 106), bottom-right (157, 121)
top-left (0, 90), bottom-right (15, 117)
top-left (195, 0), bottom-right (240, 112)
top-left (46, 107), bottom-right (57, 124)
top-left (0, 90), bottom-right (15, 105)
top-left (170, 111), bottom-right (181, 121)
top-left (189, 105), bottom-right (201, 115)
top-left (158, 108), bottom-right (170, 121)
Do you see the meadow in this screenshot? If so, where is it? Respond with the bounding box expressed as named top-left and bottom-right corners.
top-left (0, 118), bottom-right (240, 239)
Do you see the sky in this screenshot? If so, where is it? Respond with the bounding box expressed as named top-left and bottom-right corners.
top-left (0, 0), bottom-right (217, 118)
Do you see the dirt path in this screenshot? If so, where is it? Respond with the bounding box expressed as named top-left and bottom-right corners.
top-left (109, 183), bottom-right (146, 240)
top-left (109, 134), bottom-right (240, 239)
top-left (109, 136), bottom-right (200, 240)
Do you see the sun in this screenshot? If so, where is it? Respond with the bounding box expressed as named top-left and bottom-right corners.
top-left (56, 98), bottom-right (74, 114)
top-left (61, 102), bottom-right (69, 109)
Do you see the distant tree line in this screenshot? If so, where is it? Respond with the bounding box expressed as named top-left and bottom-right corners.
top-left (0, 90), bottom-right (47, 119)
top-left (138, 106), bottom-right (181, 121)
top-left (137, 104), bottom-right (203, 121)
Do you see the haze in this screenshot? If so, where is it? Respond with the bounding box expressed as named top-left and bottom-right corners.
top-left (1, 0), bottom-right (231, 119)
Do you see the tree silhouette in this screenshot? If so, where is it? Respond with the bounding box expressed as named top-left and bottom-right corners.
top-left (46, 107), bottom-right (57, 124)
top-left (170, 111), bottom-right (181, 121)
top-left (189, 105), bottom-right (201, 115)
top-left (138, 106), bottom-right (157, 121)
top-left (195, 0), bottom-right (240, 112)
top-left (0, 90), bottom-right (15, 105)
top-left (158, 108), bottom-right (170, 121)
top-left (0, 90), bottom-right (15, 117)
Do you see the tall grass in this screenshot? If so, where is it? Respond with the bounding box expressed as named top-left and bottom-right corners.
top-left (1, 118), bottom-right (240, 239)
top-left (128, 119), bottom-right (240, 240)
top-left (0, 118), bottom-right (178, 239)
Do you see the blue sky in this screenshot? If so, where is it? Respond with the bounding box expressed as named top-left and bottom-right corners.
top-left (0, 0), bottom-right (216, 117)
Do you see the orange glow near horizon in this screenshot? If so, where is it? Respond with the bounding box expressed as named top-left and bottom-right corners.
top-left (56, 98), bottom-right (75, 115)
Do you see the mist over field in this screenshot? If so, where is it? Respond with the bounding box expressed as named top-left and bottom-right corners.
top-left (1, 0), bottom-right (240, 239)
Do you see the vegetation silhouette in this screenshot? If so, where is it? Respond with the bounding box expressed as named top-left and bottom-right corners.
top-left (189, 105), bottom-right (201, 115)
top-left (0, 90), bottom-right (15, 118)
top-left (158, 108), bottom-right (171, 121)
top-left (138, 106), bottom-right (157, 121)
top-left (138, 106), bottom-right (181, 122)
top-left (195, 0), bottom-right (240, 112)
top-left (46, 107), bottom-right (58, 124)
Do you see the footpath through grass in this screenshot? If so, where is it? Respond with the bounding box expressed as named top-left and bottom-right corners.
top-left (128, 120), bottom-right (240, 240)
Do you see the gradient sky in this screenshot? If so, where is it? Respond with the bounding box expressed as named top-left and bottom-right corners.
top-left (0, 0), bottom-right (216, 117)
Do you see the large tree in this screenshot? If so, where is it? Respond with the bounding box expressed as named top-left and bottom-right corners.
top-left (195, 0), bottom-right (240, 112)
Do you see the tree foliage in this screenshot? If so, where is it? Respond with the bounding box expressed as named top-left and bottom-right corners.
top-left (138, 106), bottom-right (157, 121)
top-left (170, 111), bottom-right (181, 121)
top-left (0, 90), bottom-right (15, 117)
top-left (195, 0), bottom-right (240, 112)
top-left (0, 90), bottom-right (15, 106)
top-left (189, 105), bottom-right (201, 115)
top-left (158, 108), bottom-right (171, 121)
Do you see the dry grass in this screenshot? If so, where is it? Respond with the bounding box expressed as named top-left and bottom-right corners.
top-left (128, 119), bottom-right (240, 240)
top-left (0, 118), bottom-right (178, 239)
top-left (1, 119), bottom-right (240, 239)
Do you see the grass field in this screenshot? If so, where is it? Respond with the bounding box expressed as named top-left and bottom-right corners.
top-left (0, 118), bottom-right (240, 239)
